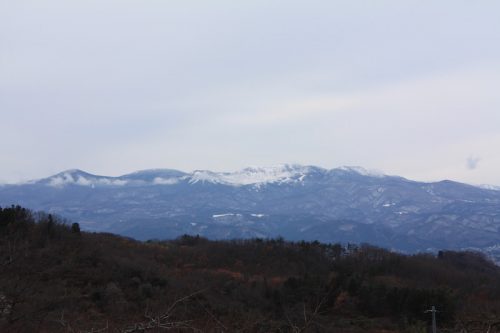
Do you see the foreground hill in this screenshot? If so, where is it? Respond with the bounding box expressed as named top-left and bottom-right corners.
top-left (1, 165), bottom-right (500, 261)
top-left (2, 206), bottom-right (500, 332)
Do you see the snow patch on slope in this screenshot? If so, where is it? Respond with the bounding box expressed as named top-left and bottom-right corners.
top-left (212, 213), bottom-right (242, 218)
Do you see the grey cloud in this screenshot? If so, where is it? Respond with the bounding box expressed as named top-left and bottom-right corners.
top-left (467, 157), bottom-right (481, 170)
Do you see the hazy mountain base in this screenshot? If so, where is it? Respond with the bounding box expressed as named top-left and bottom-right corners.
top-left (2, 206), bottom-right (500, 332)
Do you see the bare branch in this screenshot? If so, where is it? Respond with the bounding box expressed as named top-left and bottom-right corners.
top-left (122, 289), bottom-right (207, 333)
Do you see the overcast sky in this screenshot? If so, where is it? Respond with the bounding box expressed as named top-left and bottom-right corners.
top-left (1, 0), bottom-right (500, 185)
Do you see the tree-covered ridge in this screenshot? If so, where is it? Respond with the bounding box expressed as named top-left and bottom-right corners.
top-left (1, 205), bottom-right (500, 332)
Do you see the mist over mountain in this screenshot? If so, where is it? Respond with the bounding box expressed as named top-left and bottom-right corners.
top-left (1, 165), bottom-right (500, 261)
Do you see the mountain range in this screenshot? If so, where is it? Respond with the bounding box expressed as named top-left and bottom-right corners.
top-left (1, 165), bottom-right (500, 261)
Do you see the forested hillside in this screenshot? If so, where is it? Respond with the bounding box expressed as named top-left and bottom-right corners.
top-left (2, 205), bottom-right (500, 332)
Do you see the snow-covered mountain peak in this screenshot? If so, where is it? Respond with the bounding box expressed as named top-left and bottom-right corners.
top-left (27, 164), bottom-right (391, 188)
top-left (335, 166), bottom-right (386, 178)
top-left (189, 164), bottom-right (321, 186)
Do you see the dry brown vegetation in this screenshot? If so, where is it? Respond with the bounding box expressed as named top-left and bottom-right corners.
top-left (2, 205), bottom-right (500, 332)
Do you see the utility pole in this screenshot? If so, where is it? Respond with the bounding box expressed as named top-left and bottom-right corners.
top-left (425, 306), bottom-right (437, 333)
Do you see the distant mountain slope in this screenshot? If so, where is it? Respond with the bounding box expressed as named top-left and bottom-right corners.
top-left (1, 165), bottom-right (500, 260)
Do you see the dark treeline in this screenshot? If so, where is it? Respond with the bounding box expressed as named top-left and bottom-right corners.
top-left (2, 205), bottom-right (500, 332)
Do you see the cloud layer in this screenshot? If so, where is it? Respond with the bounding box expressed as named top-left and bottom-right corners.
top-left (1, 1), bottom-right (500, 185)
